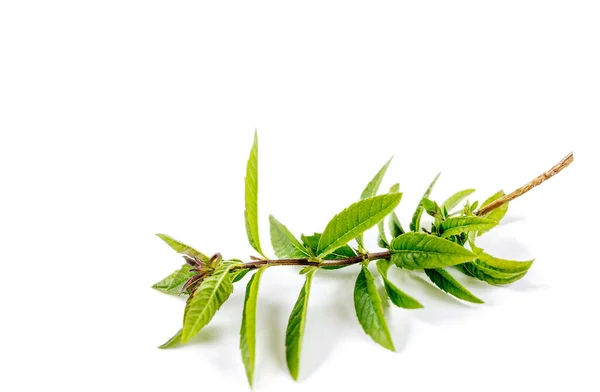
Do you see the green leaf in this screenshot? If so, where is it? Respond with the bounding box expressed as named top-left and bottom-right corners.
top-left (300, 233), bottom-right (321, 256)
top-left (389, 212), bottom-right (404, 238)
top-left (410, 172), bottom-right (441, 232)
top-left (478, 190), bottom-right (508, 235)
top-left (356, 157), bottom-right (393, 247)
top-left (299, 266), bottom-right (315, 275)
top-left (422, 198), bottom-right (440, 218)
top-left (376, 259), bottom-right (423, 309)
top-left (454, 263), bottom-right (476, 278)
top-left (441, 189), bottom-right (476, 212)
top-left (269, 215), bottom-right (312, 259)
top-left (462, 263), bottom-right (527, 285)
top-left (439, 217), bottom-right (498, 239)
top-left (151, 264), bottom-right (196, 295)
top-left (424, 268), bottom-right (484, 304)
top-left (476, 252), bottom-right (534, 274)
top-left (386, 184), bottom-right (405, 239)
top-left (360, 157), bottom-right (393, 200)
top-left (232, 268), bottom-right (251, 283)
top-left (301, 232), bottom-right (356, 269)
top-left (354, 264), bottom-right (395, 351)
top-left (286, 269), bottom-right (316, 381)
top-left (182, 262), bottom-right (238, 343)
top-left (156, 233), bottom-right (209, 263)
top-left (302, 233), bottom-right (356, 260)
top-left (301, 232), bottom-right (355, 270)
top-left (158, 328), bottom-right (183, 349)
top-left (377, 183), bottom-right (402, 248)
top-left (245, 131), bottom-right (266, 257)
top-left (317, 193), bottom-right (403, 258)
top-left (390, 233), bottom-right (477, 270)
top-left (377, 218), bottom-right (389, 248)
top-left (240, 267), bottom-right (267, 386)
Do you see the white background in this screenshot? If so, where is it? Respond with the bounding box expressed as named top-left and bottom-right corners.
top-left (1, 1), bottom-right (599, 391)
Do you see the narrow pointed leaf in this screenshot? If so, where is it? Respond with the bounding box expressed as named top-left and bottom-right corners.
top-left (424, 268), bottom-right (484, 304)
top-left (387, 184), bottom-right (405, 238)
top-left (286, 269), bottom-right (316, 381)
top-left (441, 189), bottom-right (476, 212)
top-left (377, 221), bottom-right (389, 248)
top-left (455, 263), bottom-right (476, 278)
top-left (232, 268), bottom-right (251, 283)
top-left (360, 157), bottom-right (394, 200)
top-left (410, 172), bottom-right (440, 232)
top-left (377, 183), bottom-right (401, 248)
top-left (240, 267), bottom-right (267, 386)
top-left (376, 259), bottom-right (423, 309)
top-left (377, 214), bottom-right (390, 249)
top-left (156, 234), bottom-right (210, 263)
top-left (478, 190), bottom-right (509, 235)
top-left (302, 233), bottom-right (356, 260)
top-left (356, 157), bottom-right (393, 247)
top-left (422, 198), bottom-right (440, 218)
top-left (462, 263), bottom-right (527, 285)
top-left (317, 193), bottom-right (403, 258)
top-left (354, 264), bottom-right (395, 351)
top-left (245, 131), bottom-right (265, 257)
top-left (269, 215), bottom-right (311, 259)
top-left (182, 262), bottom-right (238, 343)
top-left (475, 252), bottom-right (534, 274)
top-left (301, 232), bottom-right (356, 270)
top-left (299, 266), bottom-right (315, 275)
top-left (388, 183), bottom-right (400, 193)
top-left (158, 328), bottom-right (183, 349)
top-left (439, 217), bottom-right (498, 238)
top-left (152, 264), bottom-right (196, 295)
top-left (390, 233), bottom-right (476, 269)
top-left (470, 262), bottom-right (524, 279)
top-left (389, 212), bottom-right (404, 238)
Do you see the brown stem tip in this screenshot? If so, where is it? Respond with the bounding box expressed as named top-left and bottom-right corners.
top-left (475, 152), bottom-right (574, 216)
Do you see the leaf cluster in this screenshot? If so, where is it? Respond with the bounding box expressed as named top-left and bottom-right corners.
top-left (152, 131), bottom-right (535, 385)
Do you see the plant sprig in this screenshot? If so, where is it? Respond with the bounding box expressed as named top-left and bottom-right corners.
top-left (152, 131), bottom-right (573, 385)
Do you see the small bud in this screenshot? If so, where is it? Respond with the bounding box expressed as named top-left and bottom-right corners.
top-left (183, 255), bottom-right (198, 267)
top-left (179, 273), bottom-right (203, 295)
top-left (209, 253), bottom-right (222, 268)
